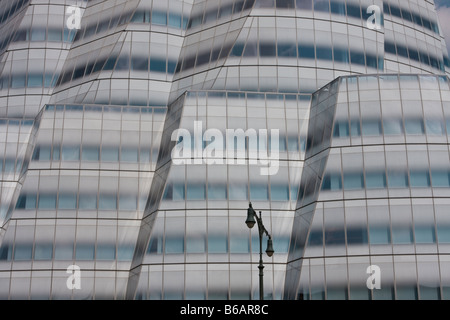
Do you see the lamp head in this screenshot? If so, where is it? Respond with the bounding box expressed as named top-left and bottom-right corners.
top-left (266, 237), bottom-right (274, 257)
top-left (245, 202), bottom-right (256, 229)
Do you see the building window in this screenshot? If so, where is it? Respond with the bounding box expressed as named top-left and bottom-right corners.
top-left (387, 171), bottom-right (409, 188)
top-left (38, 194), bottom-right (57, 209)
top-left (58, 194), bottom-right (77, 210)
top-left (343, 172), bottom-right (364, 190)
top-left (365, 171), bottom-right (387, 189)
top-left (409, 170), bottom-right (431, 188)
top-left (321, 173), bottom-right (342, 191)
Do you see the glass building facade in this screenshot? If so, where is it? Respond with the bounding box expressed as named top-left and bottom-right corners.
top-left (0, 0), bottom-right (449, 300)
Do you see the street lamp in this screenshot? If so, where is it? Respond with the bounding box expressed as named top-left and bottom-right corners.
top-left (245, 202), bottom-right (274, 300)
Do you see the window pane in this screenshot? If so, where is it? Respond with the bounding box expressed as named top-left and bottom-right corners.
top-left (207, 184), bottom-right (227, 200)
top-left (121, 148), bottom-right (138, 162)
top-left (350, 51), bottom-right (365, 66)
top-left (14, 244), bottom-right (33, 260)
top-left (208, 235), bottom-right (227, 253)
top-left (231, 43), bottom-right (245, 57)
top-left (13, 29), bottom-right (27, 42)
top-left (405, 118), bottom-right (424, 134)
top-left (96, 244), bottom-right (116, 260)
top-left (150, 58), bottom-right (167, 73)
top-left (437, 225), bottom-right (450, 243)
top-left (131, 11), bottom-right (145, 23)
top-left (419, 286), bottom-right (440, 300)
top-left (165, 237), bottom-right (184, 254)
top-left (346, 227), bottom-right (368, 245)
top-left (271, 184), bottom-right (289, 201)
top-left (103, 56), bottom-right (117, 70)
top-left (115, 56), bottom-right (129, 71)
top-left (147, 235), bottom-right (163, 254)
top-left (101, 147), bottom-right (119, 161)
top-left (131, 56), bottom-right (149, 71)
top-left (343, 173), bottom-right (364, 190)
top-left (152, 11), bottom-right (167, 25)
top-left (34, 244), bottom-right (53, 260)
top-left (99, 194), bottom-right (117, 210)
top-left (296, 0), bottom-right (312, 9)
top-left (52, 146), bottom-right (60, 161)
top-left (415, 225), bottom-right (436, 243)
top-left (229, 184), bottom-right (247, 200)
top-left (38, 194), bottom-right (56, 209)
top-left (219, 4), bottom-right (233, 18)
top-left (54, 244), bottom-right (73, 260)
top-left (16, 194), bottom-right (37, 210)
top-left (369, 226), bottom-right (390, 244)
top-left (426, 120), bottom-right (444, 135)
top-left (63, 29), bottom-right (75, 43)
top-left (230, 236), bottom-right (249, 253)
top-left (119, 195), bottom-right (137, 210)
top-left (325, 229), bottom-right (345, 246)
top-left (409, 170), bottom-right (430, 187)
top-left (298, 44), bottom-right (315, 59)
top-left (27, 74), bottom-right (43, 88)
top-left (11, 75), bottom-right (25, 88)
top-left (392, 227), bottom-right (413, 244)
top-left (186, 237), bottom-right (206, 253)
top-left (316, 46), bottom-right (332, 61)
top-left (81, 146), bottom-right (99, 161)
top-left (409, 49), bottom-right (419, 61)
top-left (431, 171), bottom-right (450, 187)
top-left (314, 0), bottom-right (329, 12)
top-left (0, 243), bottom-right (12, 260)
top-left (76, 244), bottom-right (95, 260)
top-left (308, 230), bottom-right (323, 246)
top-left (287, 136), bottom-right (299, 151)
top-left (168, 13), bottom-right (182, 28)
top-left (333, 122), bottom-right (349, 137)
top-left (250, 184), bottom-right (268, 200)
top-left (187, 184), bottom-right (206, 200)
top-left (31, 28), bottom-right (46, 41)
top-left (401, 8), bottom-right (412, 22)
top-left (333, 47), bottom-right (349, 64)
top-left (321, 173), bottom-right (342, 190)
top-left (362, 120), bottom-right (382, 136)
top-left (383, 119), bottom-right (403, 135)
top-left (79, 194), bottom-right (97, 210)
top-left (350, 120), bottom-right (361, 136)
top-left (365, 172), bottom-right (387, 189)
top-left (173, 184), bottom-right (185, 200)
top-left (277, 43), bottom-right (297, 57)
top-left (233, 1), bottom-right (245, 13)
top-left (330, 2), bottom-right (345, 15)
top-left (396, 45), bottom-right (408, 58)
top-left (61, 146), bottom-right (80, 161)
top-left (259, 43), bottom-right (276, 57)
top-left (346, 3), bottom-right (361, 18)
top-left (276, 0), bottom-right (295, 8)
top-left (397, 286), bottom-right (418, 300)
top-left (387, 171), bottom-right (408, 188)
top-left (58, 194), bottom-right (77, 209)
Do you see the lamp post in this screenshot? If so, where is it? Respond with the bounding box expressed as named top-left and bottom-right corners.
top-left (245, 202), bottom-right (274, 300)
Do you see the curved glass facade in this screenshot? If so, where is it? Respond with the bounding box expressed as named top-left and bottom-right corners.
top-left (0, 0), bottom-right (448, 300)
top-left (285, 74), bottom-right (450, 300)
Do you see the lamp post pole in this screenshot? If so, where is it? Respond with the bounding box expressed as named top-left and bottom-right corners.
top-left (245, 202), bottom-right (274, 301)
